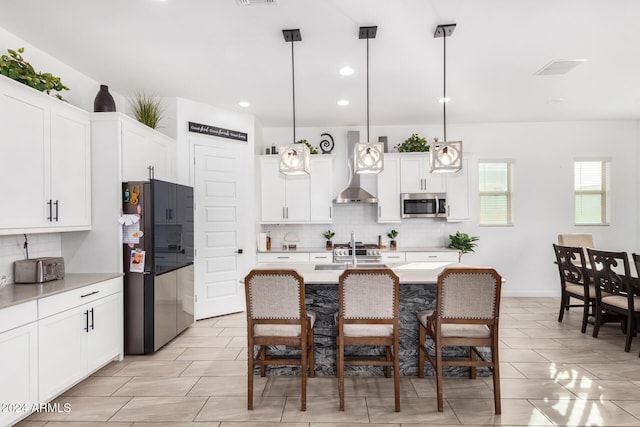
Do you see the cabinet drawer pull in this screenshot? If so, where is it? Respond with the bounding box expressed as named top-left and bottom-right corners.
top-left (84, 310), bottom-right (89, 332)
top-left (276, 256), bottom-right (289, 259)
top-left (90, 308), bottom-right (95, 330)
top-left (388, 256), bottom-right (401, 259)
top-left (81, 290), bottom-right (100, 298)
top-left (54, 200), bottom-right (59, 222)
top-left (47, 200), bottom-right (53, 222)
top-left (428, 255), bottom-right (437, 258)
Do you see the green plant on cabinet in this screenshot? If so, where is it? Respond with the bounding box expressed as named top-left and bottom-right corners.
top-left (296, 139), bottom-right (318, 154)
top-left (130, 92), bottom-right (165, 129)
top-left (322, 230), bottom-right (335, 249)
top-left (0, 47), bottom-right (69, 100)
top-left (395, 133), bottom-right (430, 152)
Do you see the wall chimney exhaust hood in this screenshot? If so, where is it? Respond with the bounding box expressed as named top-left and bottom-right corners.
top-left (334, 130), bottom-right (378, 204)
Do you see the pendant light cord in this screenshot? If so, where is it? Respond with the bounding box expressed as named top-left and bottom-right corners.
top-left (291, 40), bottom-right (296, 144)
top-left (443, 31), bottom-right (447, 142)
top-left (366, 36), bottom-right (370, 143)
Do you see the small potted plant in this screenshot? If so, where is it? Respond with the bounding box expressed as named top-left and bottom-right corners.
top-left (387, 229), bottom-right (399, 250)
top-left (296, 139), bottom-right (319, 154)
top-left (130, 91), bottom-right (165, 129)
top-left (448, 231), bottom-right (479, 262)
top-left (394, 133), bottom-right (430, 152)
top-left (322, 230), bottom-right (335, 250)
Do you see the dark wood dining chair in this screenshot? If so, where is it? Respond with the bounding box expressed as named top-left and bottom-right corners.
top-left (587, 249), bottom-right (640, 352)
top-left (336, 268), bottom-right (400, 412)
top-left (417, 267), bottom-right (502, 413)
top-left (553, 244), bottom-right (595, 333)
top-left (244, 269), bottom-right (315, 410)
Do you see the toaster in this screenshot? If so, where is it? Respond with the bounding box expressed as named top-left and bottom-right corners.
top-left (14, 257), bottom-right (65, 284)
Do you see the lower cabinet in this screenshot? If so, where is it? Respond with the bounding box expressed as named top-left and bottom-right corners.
top-left (0, 302), bottom-right (38, 427)
top-left (257, 252), bottom-right (310, 264)
top-left (38, 277), bottom-right (123, 402)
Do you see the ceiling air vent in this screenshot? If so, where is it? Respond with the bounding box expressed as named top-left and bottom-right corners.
top-left (236, 0), bottom-right (277, 5)
top-left (534, 59), bottom-right (587, 76)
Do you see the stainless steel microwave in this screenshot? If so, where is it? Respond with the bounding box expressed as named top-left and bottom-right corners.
top-left (400, 193), bottom-right (447, 218)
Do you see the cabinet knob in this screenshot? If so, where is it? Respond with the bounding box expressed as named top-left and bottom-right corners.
top-left (234, 249), bottom-right (244, 254)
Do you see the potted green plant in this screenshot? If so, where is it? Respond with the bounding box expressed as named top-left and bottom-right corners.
top-left (0, 47), bottom-right (69, 100)
top-left (448, 231), bottom-right (479, 262)
top-left (322, 230), bottom-right (335, 249)
top-left (296, 139), bottom-right (318, 154)
top-left (387, 229), bottom-right (399, 250)
top-left (129, 91), bottom-right (164, 129)
top-left (395, 133), bottom-right (430, 152)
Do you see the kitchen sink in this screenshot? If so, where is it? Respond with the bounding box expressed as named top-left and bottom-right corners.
top-left (314, 264), bottom-right (346, 270)
top-left (314, 264), bottom-right (389, 271)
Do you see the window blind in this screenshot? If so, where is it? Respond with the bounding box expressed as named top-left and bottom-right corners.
top-left (479, 162), bottom-right (512, 225)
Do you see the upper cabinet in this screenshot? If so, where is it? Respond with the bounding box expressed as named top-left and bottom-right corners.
top-left (377, 154), bottom-right (401, 223)
top-left (259, 155), bottom-right (334, 224)
top-left (0, 76), bottom-right (91, 235)
top-left (445, 157), bottom-right (472, 222)
top-left (399, 153), bottom-right (446, 193)
top-left (121, 118), bottom-right (174, 181)
top-left (309, 156), bottom-right (334, 223)
top-left (260, 156), bottom-right (310, 223)
top-left (91, 113), bottom-right (176, 182)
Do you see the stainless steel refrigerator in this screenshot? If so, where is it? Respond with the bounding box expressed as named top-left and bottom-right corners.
top-left (122, 179), bottom-right (195, 354)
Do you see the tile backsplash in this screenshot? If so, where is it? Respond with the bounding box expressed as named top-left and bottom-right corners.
top-left (261, 204), bottom-right (450, 249)
top-left (0, 233), bottom-right (62, 284)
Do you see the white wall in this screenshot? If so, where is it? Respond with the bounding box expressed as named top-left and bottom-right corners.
top-left (262, 120), bottom-right (640, 297)
top-left (0, 27), bottom-right (126, 113)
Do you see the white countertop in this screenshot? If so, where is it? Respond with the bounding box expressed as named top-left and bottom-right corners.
top-left (256, 261), bottom-right (458, 284)
top-left (0, 273), bottom-right (123, 309)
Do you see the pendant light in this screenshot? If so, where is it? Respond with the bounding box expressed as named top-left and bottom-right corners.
top-left (430, 24), bottom-right (462, 173)
top-left (279, 28), bottom-right (310, 176)
top-left (354, 26), bottom-right (383, 174)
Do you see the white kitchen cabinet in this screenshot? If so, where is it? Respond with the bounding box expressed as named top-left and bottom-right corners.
top-left (0, 301), bottom-right (38, 427)
top-left (309, 252), bottom-right (333, 264)
top-left (121, 117), bottom-right (174, 181)
top-left (382, 251), bottom-right (406, 263)
top-left (0, 75), bottom-right (91, 234)
top-left (376, 154), bottom-right (401, 223)
top-left (400, 153), bottom-right (446, 193)
top-left (445, 157), bottom-right (472, 222)
top-left (257, 252), bottom-right (310, 264)
top-left (38, 277), bottom-right (123, 402)
top-left (260, 156), bottom-right (310, 223)
top-left (50, 106), bottom-right (92, 228)
top-left (405, 251), bottom-right (459, 263)
top-left (309, 156), bottom-right (334, 223)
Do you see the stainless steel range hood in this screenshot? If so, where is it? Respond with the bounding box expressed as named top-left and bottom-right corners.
top-left (334, 130), bottom-right (378, 204)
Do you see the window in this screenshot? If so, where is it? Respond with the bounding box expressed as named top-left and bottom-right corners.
top-left (574, 160), bottom-right (610, 225)
top-left (479, 162), bottom-right (513, 225)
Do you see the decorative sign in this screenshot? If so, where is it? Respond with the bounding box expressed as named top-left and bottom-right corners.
top-left (188, 121), bottom-right (248, 142)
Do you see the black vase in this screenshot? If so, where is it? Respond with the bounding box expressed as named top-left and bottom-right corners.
top-left (93, 84), bottom-right (116, 112)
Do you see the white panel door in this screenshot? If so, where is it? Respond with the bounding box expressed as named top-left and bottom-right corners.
top-left (194, 144), bottom-right (248, 319)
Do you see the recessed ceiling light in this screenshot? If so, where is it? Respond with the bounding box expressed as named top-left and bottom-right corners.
top-left (238, 101), bottom-right (250, 107)
top-left (438, 97), bottom-right (451, 103)
top-left (339, 66), bottom-right (354, 76)
top-left (337, 99), bottom-right (349, 106)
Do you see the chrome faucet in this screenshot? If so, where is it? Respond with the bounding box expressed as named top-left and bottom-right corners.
top-left (350, 231), bottom-right (357, 267)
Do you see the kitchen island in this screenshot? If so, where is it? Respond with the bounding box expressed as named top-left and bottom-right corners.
top-left (255, 261), bottom-right (482, 377)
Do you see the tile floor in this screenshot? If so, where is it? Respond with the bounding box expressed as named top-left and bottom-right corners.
top-left (16, 297), bottom-right (640, 426)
